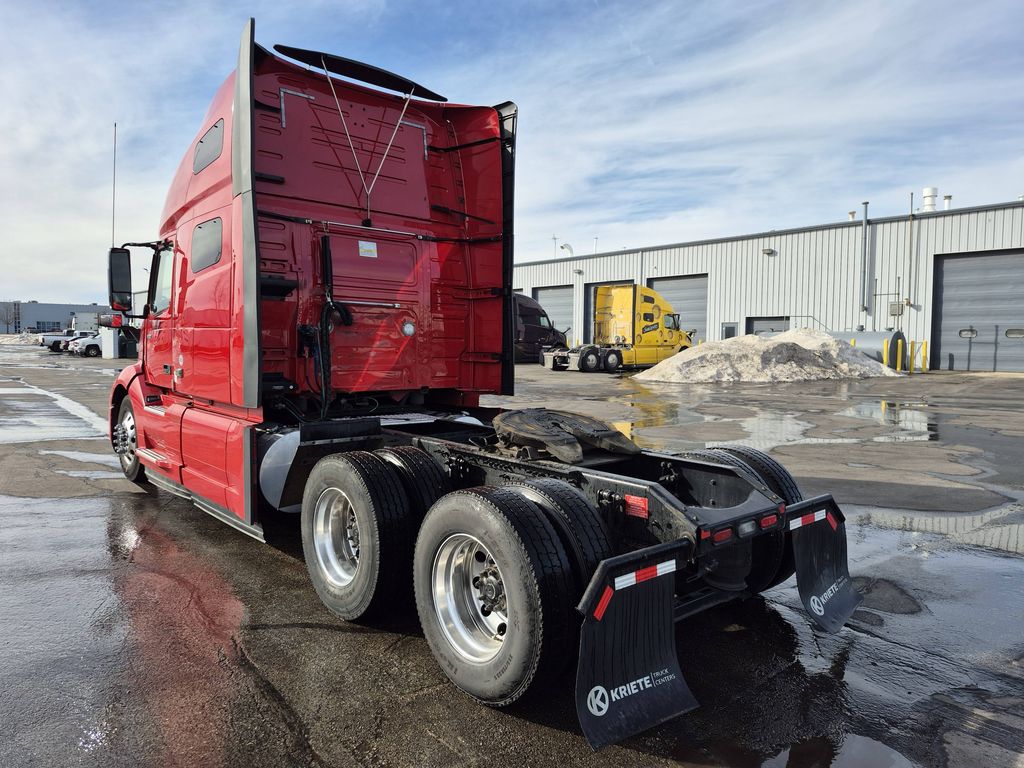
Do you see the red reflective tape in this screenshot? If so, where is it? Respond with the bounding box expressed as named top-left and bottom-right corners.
top-left (635, 564), bottom-right (659, 584)
top-left (593, 585), bottom-right (614, 621)
top-left (800, 512), bottom-right (816, 527)
top-left (624, 494), bottom-right (649, 519)
top-left (826, 511), bottom-right (838, 530)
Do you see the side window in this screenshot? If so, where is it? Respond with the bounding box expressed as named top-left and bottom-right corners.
top-left (151, 245), bottom-right (175, 315)
top-left (538, 314), bottom-right (551, 329)
top-left (191, 218), bottom-right (223, 273)
top-left (664, 314), bottom-right (679, 330)
top-left (642, 312), bottom-right (654, 322)
top-left (193, 119), bottom-right (224, 174)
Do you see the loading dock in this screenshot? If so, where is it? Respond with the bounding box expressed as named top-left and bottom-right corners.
top-left (931, 249), bottom-right (1024, 372)
top-left (647, 274), bottom-right (709, 343)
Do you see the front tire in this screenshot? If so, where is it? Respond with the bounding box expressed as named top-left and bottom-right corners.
top-left (301, 452), bottom-right (414, 621)
top-left (414, 487), bottom-right (575, 706)
top-left (116, 399), bottom-right (147, 484)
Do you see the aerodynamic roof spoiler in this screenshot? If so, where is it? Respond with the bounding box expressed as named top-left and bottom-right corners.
top-left (272, 44), bottom-right (447, 102)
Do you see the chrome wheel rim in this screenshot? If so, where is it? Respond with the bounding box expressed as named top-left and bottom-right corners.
top-left (313, 487), bottom-right (360, 587)
top-left (120, 410), bottom-right (137, 470)
top-left (432, 534), bottom-right (508, 663)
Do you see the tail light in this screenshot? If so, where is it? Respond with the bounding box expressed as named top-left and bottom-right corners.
top-left (712, 528), bottom-right (733, 544)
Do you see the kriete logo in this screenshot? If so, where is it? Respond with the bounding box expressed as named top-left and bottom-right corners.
top-left (586, 686), bottom-right (609, 717)
top-left (810, 577), bottom-right (846, 616)
top-left (586, 669), bottom-right (676, 717)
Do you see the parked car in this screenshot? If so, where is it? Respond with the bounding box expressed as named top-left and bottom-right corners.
top-left (69, 333), bottom-right (101, 357)
top-left (37, 329), bottom-right (90, 352)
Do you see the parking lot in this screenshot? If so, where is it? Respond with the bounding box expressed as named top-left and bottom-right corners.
top-left (1, 344), bottom-right (1022, 768)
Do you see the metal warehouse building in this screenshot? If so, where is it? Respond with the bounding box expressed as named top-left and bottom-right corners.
top-left (513, 198), bottom-right (1024, 372)
top-left (8, 301), bottom-right (110, 333)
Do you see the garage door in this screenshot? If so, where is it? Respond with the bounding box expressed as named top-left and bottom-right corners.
top-left (647, 275), bottom-right (709, 343)
top-left (583, 281), bottom-right (633, 343)
top-left (746, 316), bottom-right (790, 335)
top-left (532, 285), bottom-right (573, 337)
top-left (932, 250), bottom-right (1024, 372)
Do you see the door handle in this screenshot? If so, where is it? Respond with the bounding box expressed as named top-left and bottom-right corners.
top-left (162, 364), bottom-right (172, 374)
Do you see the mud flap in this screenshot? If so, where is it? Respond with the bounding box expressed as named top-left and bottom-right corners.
top-left (575, 540), bottom-right (697, 750)
top-left (787, 494), bottom-right (862, 633)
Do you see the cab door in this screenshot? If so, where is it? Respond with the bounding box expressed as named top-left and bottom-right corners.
top-left (143, 243), bottom-right (176, 390)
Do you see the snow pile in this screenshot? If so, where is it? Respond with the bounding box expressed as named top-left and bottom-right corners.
top-left (0, 332), bottom-right (41, 345)
top-left (635, 328), bottom-right (900, 383)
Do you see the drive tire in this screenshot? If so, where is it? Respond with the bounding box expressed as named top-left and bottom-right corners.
top-left (503, 478), bottom-right (613, 596)
top-left (414, 487), bottom-right (575, 707)
top-left (374, 445), bottom-right (450, 520)
top-left (684, 447), bottom-right (789, 593)
top-left (301, 451), bottom-right (414, 621)
top-left (716, 446), bottom-right (802, 590)
top-left (579, 347), bottom-right (601, 372)
top-left (116, 398), bottom-right (147, 485)
top-left (604, 350), bottom-right (622, 373)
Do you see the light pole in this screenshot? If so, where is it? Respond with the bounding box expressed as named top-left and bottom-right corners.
top-left (560, 242), bottom-right (574, 258)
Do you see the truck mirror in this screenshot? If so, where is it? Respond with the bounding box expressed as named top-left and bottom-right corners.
top-left (108, 248), bottom-right (132, 312)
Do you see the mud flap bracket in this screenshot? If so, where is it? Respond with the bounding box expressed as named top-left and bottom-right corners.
top-left (575, 539), bottom-right (697, 750)
top-left (787, 494), bottom-right (862, 633)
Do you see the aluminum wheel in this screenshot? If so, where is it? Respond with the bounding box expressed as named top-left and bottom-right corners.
top-left (313, 487), bottom-right (360, 588)
top-left (432, 533), bottom-right (509, 663)
top-left (119, 409), bottom-right (137, 470)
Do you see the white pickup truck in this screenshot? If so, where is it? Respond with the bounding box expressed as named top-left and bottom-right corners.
top-left (37, 329), bottom-right (91, 353)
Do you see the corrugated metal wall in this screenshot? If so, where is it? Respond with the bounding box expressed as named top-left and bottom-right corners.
top-left (514, 202), bottom-right (1024, 347)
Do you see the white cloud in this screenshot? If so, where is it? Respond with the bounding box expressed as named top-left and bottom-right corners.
top-left (0, 0), bottom-right (1020, 301)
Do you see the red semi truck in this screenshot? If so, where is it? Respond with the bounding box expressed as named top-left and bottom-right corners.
top-left (106, 20), bottom-right (861, 748)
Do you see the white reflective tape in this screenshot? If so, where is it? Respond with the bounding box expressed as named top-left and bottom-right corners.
top-left (614, 573), bottom-right (637, 590)
top-left (788, 509), bottom-right (828, 531)
top-left (613, 559), bottom-right (676, 590)
top-left (656, 560), bottom-right (676, 577)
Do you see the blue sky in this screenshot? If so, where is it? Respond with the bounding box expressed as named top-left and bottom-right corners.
top-left (1, 0), bottom-right (1022, 302)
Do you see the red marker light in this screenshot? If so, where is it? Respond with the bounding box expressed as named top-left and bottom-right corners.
top-left (624, 494), bottom-right (649, 519)
top-left (760, 514), bottom-right (778, 529)
top-left (712, 528), bottom-right (733, 544)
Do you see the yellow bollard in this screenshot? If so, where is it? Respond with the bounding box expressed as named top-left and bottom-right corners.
top-left (896, 339), bottom-right (904, 372)
top-left (883, 339), bottom-right (890, 367)
top-left (850, 338), bottom-right (856, 347)
top-left (921, 340), bottom-right (928, 371)
top-left (909, 341), bottom-right (916, 374)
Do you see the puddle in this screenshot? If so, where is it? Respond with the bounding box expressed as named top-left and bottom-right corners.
top-left (864, 503), bottom-right (1024, 556)
top-left (40, 450), bottom-right (121, 469)
top-left (0, 380), bottom-right (107, 444)
top-left (763, 733), bottom-right (917, 767)
top-left (0, 396), bottom-right (105, 444)
top-left (55, 470), bottom-right (126, 480)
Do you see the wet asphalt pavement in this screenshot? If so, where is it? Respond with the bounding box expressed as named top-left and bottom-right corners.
top-left (1, 345), bottom-right (1022, 768)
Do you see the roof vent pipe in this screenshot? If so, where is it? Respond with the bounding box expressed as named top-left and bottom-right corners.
top-left (848, 210), bottom-right (857, 220)
top-left (943, 195), bottom-right (952, 210)
top-left (922, 187), bottom-right (938, 212)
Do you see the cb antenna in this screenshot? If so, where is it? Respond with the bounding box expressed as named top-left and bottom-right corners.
top-left (111, 122), bottom-right (117, 246)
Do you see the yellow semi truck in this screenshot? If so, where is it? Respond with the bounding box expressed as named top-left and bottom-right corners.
top-left (542, 285), bottom-right (692, 372)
